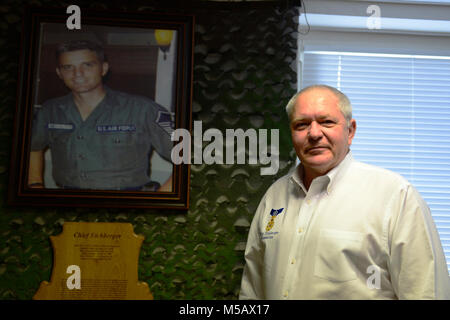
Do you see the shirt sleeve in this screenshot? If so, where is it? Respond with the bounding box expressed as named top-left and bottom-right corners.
top-left (30, 105), bottom-right (50, 151)
top-left (239, 194), bottom-right (267, 300)
top-left (388, 184), bottom-right (450, 299)
top-left (145, 101), bottom-right (174, 162)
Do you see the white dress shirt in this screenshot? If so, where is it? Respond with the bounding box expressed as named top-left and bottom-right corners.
top-left (240, 152), bottom-right (450, 299)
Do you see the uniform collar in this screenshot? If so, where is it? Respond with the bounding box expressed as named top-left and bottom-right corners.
top-left (55, 91), bottom-right (76, 111)
top-left (56, 85), bottom-right (114, 114)
top-left (102, 85), bottom-right (116, 106)
top-left (94, 85), bottom-right (114, 111)
top-left (290, 151), bottom-right (354, 196)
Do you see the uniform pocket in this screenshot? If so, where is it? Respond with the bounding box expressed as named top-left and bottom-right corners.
top-left (96, 132), bottom-right (143, 170)
top-left (314, 229), bottom-right (364, 282)
top-left (103, 132), bottom-right (137, 147)
top-left (49, 131), bottom-right (74, 169)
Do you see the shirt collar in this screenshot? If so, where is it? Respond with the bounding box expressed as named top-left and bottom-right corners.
top-left (290, 151), bottom-right (354, 195)
top-left (97, 85), bottom-right (114, 110)
top-left (57, 85), bottom-right (113, 113)
top-left (56, 92), bottom-right (76, 111)
top-left (82, 85), bottom-right (114, 117)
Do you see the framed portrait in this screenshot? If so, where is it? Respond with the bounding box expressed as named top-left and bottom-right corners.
top-left (8, 6), bottom-right (194, 209)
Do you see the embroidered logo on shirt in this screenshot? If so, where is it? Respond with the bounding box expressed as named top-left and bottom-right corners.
top-left (48, 123), bottom-right (74, 131)
top-left (96, 125), bottom-right (136, 133)
top-left (265, 208), bottom-right (284, 232)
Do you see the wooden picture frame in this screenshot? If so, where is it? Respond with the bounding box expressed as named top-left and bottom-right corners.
top-left (8, 6), bottom-right (194, 209)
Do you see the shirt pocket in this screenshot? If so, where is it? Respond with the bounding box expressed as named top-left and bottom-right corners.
top-left (101, 131), bottom-right (138, 146)
top-left (314, 229), bottom-right (364, 282)
top-left (50, 130), bottom-right (73, 147)
top-left (49, 131), bottom-right (73, 164)
top-left (97, 132), bottom-right (142, 168)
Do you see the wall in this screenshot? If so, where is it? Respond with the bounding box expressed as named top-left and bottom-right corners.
top-left (0, 0), bottom-right (298, 299)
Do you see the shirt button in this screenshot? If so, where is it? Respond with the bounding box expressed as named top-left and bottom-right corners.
top-left (283, 291), bottom-right (288, 298)
top-left (291, 258), bottom-right (296, 264)
top-left (306, 199), bottom-right (311, 205)
top-left (298, 228), bottom-right (303, 233)
top-left (77, 135), bottom-right (84, 140)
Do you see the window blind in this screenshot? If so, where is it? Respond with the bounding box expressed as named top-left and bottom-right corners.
top-left (302, 51), bottom-right (450, 273)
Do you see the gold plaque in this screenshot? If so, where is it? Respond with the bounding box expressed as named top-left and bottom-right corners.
top-left (33, 222), bottom-right (153, 300)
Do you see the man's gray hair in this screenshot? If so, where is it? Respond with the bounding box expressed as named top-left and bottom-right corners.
top-left (285, 85), bottom-right (353, 125)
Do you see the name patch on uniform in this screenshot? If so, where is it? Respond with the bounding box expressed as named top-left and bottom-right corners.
top-left (48, 123), bottom-right (74, 131)
top-left (96, 125), bottom-right (136, 133)
top-left (156, 111), bottom-right (174, 134)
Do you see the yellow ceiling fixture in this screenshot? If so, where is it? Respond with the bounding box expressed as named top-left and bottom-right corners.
top-left (154, 29), bottom-right (174, 60)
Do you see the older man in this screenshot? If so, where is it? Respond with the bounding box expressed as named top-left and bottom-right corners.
top-left (239, 84), bottom-right (450, 299)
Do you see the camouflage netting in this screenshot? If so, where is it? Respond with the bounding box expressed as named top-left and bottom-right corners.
top-left (0, 0), bottom-right (298, 299)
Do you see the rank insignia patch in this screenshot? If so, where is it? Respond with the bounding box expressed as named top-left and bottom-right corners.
top-left (156, 110), bottom-right (174, 135)
top-left (265, 208), bottom-right (284, 232)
